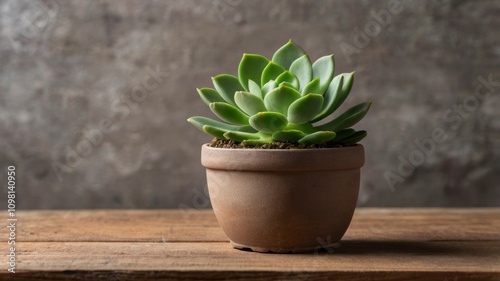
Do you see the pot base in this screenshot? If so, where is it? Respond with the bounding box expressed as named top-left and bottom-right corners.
top-left (230, 240), bottom-right (341, 254)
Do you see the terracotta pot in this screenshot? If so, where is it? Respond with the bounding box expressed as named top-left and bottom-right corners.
top-left (201, 144), bottom-right (364, 253)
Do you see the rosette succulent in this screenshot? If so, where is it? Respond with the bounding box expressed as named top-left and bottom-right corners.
top-left (188, 40), bottom-right (371, 147)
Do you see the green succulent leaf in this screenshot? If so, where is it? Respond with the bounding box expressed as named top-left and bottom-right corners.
top-left (272, 39), bottom-right (307, 70)
top-left (311, 75), bottom-right (344, 122)
top-left (313, 73), bottom-right (354, 122)
top-left (338, 72), bottom-right (355, 103)
top-left (234, 91), bottom-right (267, 116)
top-left (301, 78), bottom-right (321, 96)
top-left (238, 54), bottom-right (269, 90)
top-left (298, 131), bottom-right (336, 145)
top-left (261, 61), bottom-right (285, 86)
top-left (197, 88), bottom-right (225, 106)
top-left (212, 74), bottom-right (244, 106)
top-left (342, 72), bottom-right (355, 92)
top-left (248, 79), bottom-right (262, 98)
top-left (279, 81), bottom-right (296, 89)
top-left (337, 130), bottom-right (367, 144)
top-left (316, 102), bottom-right (372, 132)
top-left (209, 102), bottom-right (249, 125)
top-left (187, 116), bottom-right (255, 136)
top-left (275, 71), bottom-right (299, 89)
top-left (264, 85), bottom-right (302, 115)
top-left (202, 125), bottom-right (227, 139)
top-left (249, 112), bottom-right (288, 133)
top-left (261, 80), bottom-right (277, 97)
top-left (331, 128), bottom-right (356, 141)
top-left (242, 139), bottom-right (273, 147)
top-left (223, 131), bottom-right (260, 142)
top-left (289, 54), bottom-right (312, 91)
top-left (287, 94), bottom-right (324, 124)
top-left (312, 55), bottom-right (335, 95)
top-left (272, 130), bottom-right (306, 142)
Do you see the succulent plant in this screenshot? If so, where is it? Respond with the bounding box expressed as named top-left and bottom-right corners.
top-left (188, 40), bottom-right (371, 147)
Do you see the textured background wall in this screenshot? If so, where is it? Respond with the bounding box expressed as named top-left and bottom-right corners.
top-left (0, 0), bottom-right (499, 209)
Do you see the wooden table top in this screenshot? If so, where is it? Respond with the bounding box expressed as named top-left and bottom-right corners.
top-left (1, 208), bottom-right (499, 280)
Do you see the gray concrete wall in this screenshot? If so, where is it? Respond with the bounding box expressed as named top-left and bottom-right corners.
top-left (0, 0), bottom-right (498, 209)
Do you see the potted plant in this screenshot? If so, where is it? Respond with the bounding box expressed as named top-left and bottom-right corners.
top-left (188, 40), bottom-right (371, 253)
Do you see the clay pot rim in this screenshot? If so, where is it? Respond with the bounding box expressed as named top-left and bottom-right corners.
top-left (202, 144), bottom-right (364, 172)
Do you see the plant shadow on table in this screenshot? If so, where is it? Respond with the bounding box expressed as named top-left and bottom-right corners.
top-left (309, 240), bottom-right (481, 256)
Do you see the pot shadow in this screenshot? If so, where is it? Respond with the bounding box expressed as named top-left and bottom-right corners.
top-left (233, 240), bottom-right (498, 258)
top-left (309, 240), bottom-right (482, 257)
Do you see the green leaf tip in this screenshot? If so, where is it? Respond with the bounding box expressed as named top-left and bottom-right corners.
top-left (209, 102), bottom-right (250, 126)
top-left (234, 91), bottom-right (266, 116)
top-left (212, 74), bottom-right (244, 106)
top-left (312, 55), bottom-right (335, 95)
top-left (298, 131), bottom-right (336, 145)
top-left (249, 111), bottom-right (288, 133)
top-left (197, 87), bottom-right (225, 106)
top-left (316, 101), bottom-right (372, 132)
top-left (287, 93), bottom-right (324, 124)
top-left (223, 131), bottom-right (260, 142)
top-left (337, 130), bottom-right (367, 144)
top-left (289, 54), bottom-right (312, 92)
top-left (264, 85), bottom-right (301, 115)
top-left (272, 130), bottom-right (306, 142)
top-left (272, 40), bottom-right (307, 70)
top-left (238, 53), bottom-right (269, 91)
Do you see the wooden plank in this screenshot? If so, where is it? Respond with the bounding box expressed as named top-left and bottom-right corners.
top-left (1, 209), bottom-right (498, 242)
top-left (5, 241), bottom-right (500, 280)
top-left (1, 209), bottom-right (227, 242)
top-left (346, 208), bottom-right (500, 242)
top-left (4, 272), bottom-right (498, 281)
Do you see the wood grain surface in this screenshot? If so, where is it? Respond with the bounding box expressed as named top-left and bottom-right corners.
top-left (0, 208), bottom-right (499, 280)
